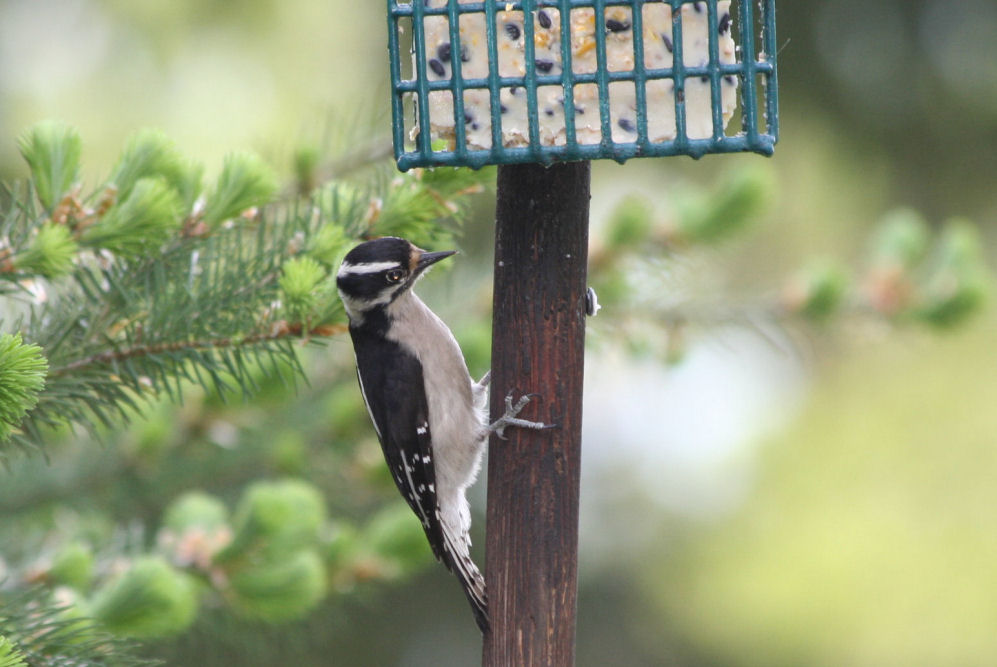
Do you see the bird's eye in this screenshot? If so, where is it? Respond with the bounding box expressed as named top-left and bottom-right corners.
top-left (385, 269), bottom-right (405, 284)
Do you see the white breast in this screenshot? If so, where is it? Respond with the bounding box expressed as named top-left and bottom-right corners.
top-left (385, 292), bottom-right (487, 508)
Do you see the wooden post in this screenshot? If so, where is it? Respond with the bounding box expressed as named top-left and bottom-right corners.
top-left (483, 162), bottom-right (590, 667)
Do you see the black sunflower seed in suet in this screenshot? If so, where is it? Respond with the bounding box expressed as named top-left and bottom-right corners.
top-left (504, 23), bottom-right (521, 40)
top-left (535, 59), bottom-right (554, 72)
top-left (537, 10), bottom-right (552, 29)
top-left (718, 12), bottom-right (731, 35)
top-left (606, 19), bottom-right (630, 32)
top-left (428, 58), bottom-right (446, 77)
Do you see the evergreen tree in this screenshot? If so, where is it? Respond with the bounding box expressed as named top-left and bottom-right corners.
top-left (0, 121), bottom-right (987, 664)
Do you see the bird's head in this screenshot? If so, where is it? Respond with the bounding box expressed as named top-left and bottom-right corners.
top-left (336, 236), bottom-right (455, 322)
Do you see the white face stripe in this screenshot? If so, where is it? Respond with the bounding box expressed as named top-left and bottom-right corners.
top-left (337, 260), bottom-right (402, 278)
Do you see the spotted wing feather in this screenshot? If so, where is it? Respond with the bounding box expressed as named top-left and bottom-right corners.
top-left (350, 329), bottom-right (489, 631)
top-left (352, 336), bottom-right (444, 561)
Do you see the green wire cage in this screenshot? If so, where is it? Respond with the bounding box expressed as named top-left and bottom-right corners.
top-left (388, 0), bottom-right (778, 170)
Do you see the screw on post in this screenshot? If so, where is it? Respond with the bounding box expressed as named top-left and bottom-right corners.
top-left (386, 0), bottom-right (778, 663)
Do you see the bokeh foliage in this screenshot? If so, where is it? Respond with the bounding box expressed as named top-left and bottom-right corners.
top-left (0, 120), bottom-right (490, 663)
top-left (1, 119), bottom-right (989, 665)
top-left (1, 0), bottom-right (996, 665)
top-left (652, 320), bottom-right (997, 667)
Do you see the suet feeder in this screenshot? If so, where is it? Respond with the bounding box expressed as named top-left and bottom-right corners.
top-left (388, 0), bottom-right (778, 169)
top-left (383, 1), bottom-right (778, 663)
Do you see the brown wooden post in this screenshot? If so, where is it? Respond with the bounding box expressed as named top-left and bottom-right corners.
top-left (483, 162), bottom-right (590, 667)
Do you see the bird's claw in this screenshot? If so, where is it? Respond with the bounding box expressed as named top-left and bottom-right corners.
top-left (489, 392), bottom-right (555, 440)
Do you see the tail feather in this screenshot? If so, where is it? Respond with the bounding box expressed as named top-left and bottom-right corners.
top-left (441, 524), bottom-right (489, 633)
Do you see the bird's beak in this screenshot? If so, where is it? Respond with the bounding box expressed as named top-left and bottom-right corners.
top-left (416, 249), bottom-right (457, 271)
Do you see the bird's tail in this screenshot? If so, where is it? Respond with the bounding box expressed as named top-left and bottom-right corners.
top-left (442, 525), bottom-right (489, 633)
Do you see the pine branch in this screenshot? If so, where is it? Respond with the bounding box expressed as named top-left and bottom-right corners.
top-left (0, 636), bottom-right (27, 667)
top-left (48, 323), bottom-right (347, 378)
top-left (0, 122), bottom-right (489, 461)
top-left (588, 179), bottom-right (992, 363)
top-left (16, 121), bottom-right (81, 211)
top-left (0, 587), bottom-right (156, 667)
top-left (2, 481), bottom-right (435, 644)
top-left (0, 120), bottom-right (491, 651)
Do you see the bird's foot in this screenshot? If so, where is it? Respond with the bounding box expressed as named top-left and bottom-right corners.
top-left (488, 393), bottom-right (556, 440)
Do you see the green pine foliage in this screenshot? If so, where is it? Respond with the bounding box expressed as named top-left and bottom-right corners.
top-left (587, 172), bottom-right (991, 364)
top-left (861, 213), bottom-right (989, 327)
top-left (369, 166), bottom-right (491, 249)
top-left (784, 259), bottom-right (851, 322)
top-left (109, 129), bottom-right (189, 203)
top-left (226, 550), bottom-right (327, 622)
top-left (89, 557), bottom-right (200, 638)
top-left (48, 541), bottom-right (97, 590)
top-left (279, 256), bottom-right (330, 325)
top-left (0, 122), bottom-right (486, 461)
top-left (16, 121), bottom-right (82, 211)
top-left (673, 167), bottom-right (775, 244)
top-left (216, 478), bottom-right (327, 563)
top-left (162, 491), bottom-right (230, 532)
top-left (201, 152), bottom-right (279, 228)
top-left (914, 221), bottom-right (989, 328)
top-left (0, 637), bottom-right (27, 667)
top-left (0, 587), bottom-right (154, 666)
top-left (306, 223), bottom-right (349, 267)
top-left (604, 195), bottom-right (655, 252)
top-left (0, 476), bottom-right (435, 646)
top-left (0, 122), bottom-right (490, 661)
top-left (0, 119), bottom-right (990, 664)
top-left (869, 207), bottom-right (930, 270)
top-left (0, 335), bottom-right (48, 442)
top-left (360, 503), bottom-right (438, 578)
top-left (79, 178), bottom-right (183, 257)
top-left (7, 222), bottom-right (78, 279)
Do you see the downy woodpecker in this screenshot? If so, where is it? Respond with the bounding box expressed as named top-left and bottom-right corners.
top-left (336, 236), bottom-right (547, 633)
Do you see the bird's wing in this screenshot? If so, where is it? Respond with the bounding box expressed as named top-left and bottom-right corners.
top-left (351, 331), bottom-right (489, 631)
top-left (353, 342), bottom-right (444, 561)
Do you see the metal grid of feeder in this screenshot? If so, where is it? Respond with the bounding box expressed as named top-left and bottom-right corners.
top-left (388, 0), bottom-right (778, 170)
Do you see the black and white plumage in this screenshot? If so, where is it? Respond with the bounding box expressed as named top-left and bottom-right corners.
top-left (336, 236), bottom-right (490, 632)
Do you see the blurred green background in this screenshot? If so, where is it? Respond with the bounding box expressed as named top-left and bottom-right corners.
top-left (2, 0), bottom-right (996, 665)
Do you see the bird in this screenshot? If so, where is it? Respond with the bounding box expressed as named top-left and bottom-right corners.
top-left (336, 236), bottom-right (547, 633)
